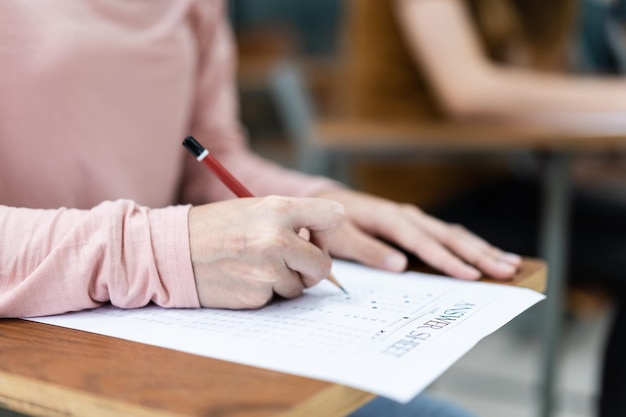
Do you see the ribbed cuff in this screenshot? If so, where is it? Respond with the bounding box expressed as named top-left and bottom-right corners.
top-left (148, 205), bottom-right (200, 308)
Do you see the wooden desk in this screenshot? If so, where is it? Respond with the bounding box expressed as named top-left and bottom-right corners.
top-left (0, 259), bottom-right (545, 417)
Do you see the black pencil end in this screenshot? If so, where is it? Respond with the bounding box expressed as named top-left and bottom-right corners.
top-left (182, 136), bottom-right (206, 158)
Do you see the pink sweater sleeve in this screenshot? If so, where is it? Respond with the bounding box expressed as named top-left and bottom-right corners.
top-left (179, 4), bottom-right (342, 205)
top-left (0, 201), bottom-right (200, 318)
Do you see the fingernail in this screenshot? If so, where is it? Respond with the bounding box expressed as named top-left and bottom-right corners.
top-left (498, 261), bottom-right (517, 274)
top-left (385, 253), bottom-right (407, 271)
top-left (464, 265), bottom-right (481, 280)
top-left (503, 252), bottom-right (522, 264)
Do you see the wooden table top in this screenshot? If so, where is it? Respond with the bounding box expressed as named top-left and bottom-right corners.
top-left (314, 114), bottom-right (626, 153)
top-left (0, 259), bottom-right (546, 417)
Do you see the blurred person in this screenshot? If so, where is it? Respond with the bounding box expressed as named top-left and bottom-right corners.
top-left (346, 0), bottom-right (626, 119)
top-left (0, 1), bottom-right (525, 416)
top-left (344, 1), bottom-right (626, 416)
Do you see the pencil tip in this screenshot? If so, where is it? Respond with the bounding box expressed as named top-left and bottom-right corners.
top-left (339, 286), bottom-right (348, 294)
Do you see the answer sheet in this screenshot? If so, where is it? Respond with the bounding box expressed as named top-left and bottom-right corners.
top-left (29, 260), bottom-right (544, 402)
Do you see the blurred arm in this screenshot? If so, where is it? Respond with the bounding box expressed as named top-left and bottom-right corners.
top-left (395, 0), bottom-right (626, 118)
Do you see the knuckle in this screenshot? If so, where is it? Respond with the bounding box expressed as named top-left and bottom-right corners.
top-left (398, 202), bottom-right (415, 213)
top-left (261, 195), bottom-right (293, 212)
top-left (400, 203), bottom-right (423, 217)
top-left (445, 223), bottom-right (467, 241)
top-left (271, 230), bottom-right (290, 250)
top-left (416, 243), bottom-right (442, 267)
top-left (450, 223), bottom-right (467, 234)
top-left (256, 227), bottom-right (289, 254)
top-left (485, 245), bottom-right (501, 258)
top-left (476, 246), bottom-right (499, 265)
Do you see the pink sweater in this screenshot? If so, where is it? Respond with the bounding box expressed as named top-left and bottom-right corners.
top-left (0, 1), bottom-right (337, 317)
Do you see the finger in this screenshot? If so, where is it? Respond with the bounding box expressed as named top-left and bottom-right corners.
top-left (272, 266), bottom-right (306, 299)
top-left (444, 226), bottom-right (519, 279)
top-left (408, 229), bottom-right (483, 280)
top-left (328, 223), bottom-right (408, 272)
top-left (412, 216), bottom-right (521, 278)
top-left (371, 213), bottom-right (482, 280)
top-left (298, 227), bottom-right (311, 241)
top-left (381, 206), bottom-right (519, 277)
top-left (403, 211), bottom-right (521, 278)
top-left (282, 233), bottom-right (333, 288)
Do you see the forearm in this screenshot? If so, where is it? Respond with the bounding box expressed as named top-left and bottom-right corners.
top-left (451, 66), bottom-right (626, 119)
top-left (0, 201), bottom-right (199, 318)
top-left (396, 0), bottom-right (626, 120)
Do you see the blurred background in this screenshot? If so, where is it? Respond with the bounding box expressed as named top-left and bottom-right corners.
top-left (228, 1), bottom-right (625, 417)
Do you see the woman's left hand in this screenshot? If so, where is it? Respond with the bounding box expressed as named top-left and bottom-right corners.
top-left (316, 189), bottom-right (521, 280)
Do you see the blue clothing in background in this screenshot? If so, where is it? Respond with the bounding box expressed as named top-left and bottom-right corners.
top-left (576, 0), bottom-right (626, 73)
top-left (350, 395), bottom-right (478, 417)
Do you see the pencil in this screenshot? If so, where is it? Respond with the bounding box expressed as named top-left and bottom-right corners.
top-left (182, 135), bottom-right (347, 294)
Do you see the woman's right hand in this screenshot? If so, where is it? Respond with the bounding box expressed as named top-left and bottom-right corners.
top-left (188, 196), bottom-right (345, 309)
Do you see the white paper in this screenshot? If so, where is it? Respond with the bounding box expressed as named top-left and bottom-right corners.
top-left (28, 260), bottom-right (544, 403)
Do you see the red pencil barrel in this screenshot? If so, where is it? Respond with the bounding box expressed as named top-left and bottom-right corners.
top-left (201, 154), bottom-right (254, 198)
